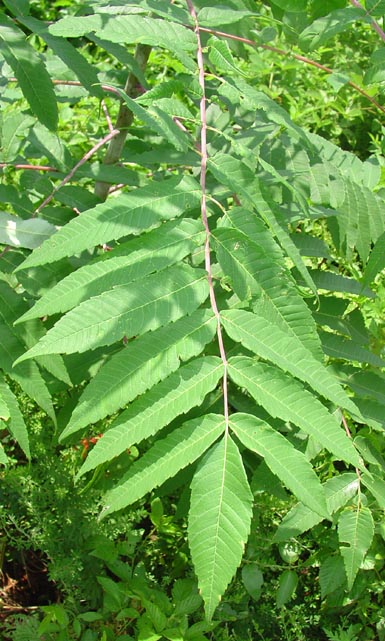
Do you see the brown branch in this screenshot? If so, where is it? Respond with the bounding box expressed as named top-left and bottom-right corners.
top-left (34, 129), bottom-right (120, 215)
top-left (349, 0), bottom-right (385, 43)
top-left (0, 163), bottom-right (58, 172)
top-left (94, 43), bottom-right (151, 201)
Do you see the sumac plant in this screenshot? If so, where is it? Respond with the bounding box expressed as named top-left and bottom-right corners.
top-left (1, 0), bottom-right (385, 621)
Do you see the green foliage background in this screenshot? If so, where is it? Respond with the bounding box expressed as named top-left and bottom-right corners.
top-left (1, 1), bottom-right (385, 639)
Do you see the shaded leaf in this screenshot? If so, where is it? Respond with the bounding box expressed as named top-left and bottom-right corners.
top-left (0, 13), bottom-right (57, 130)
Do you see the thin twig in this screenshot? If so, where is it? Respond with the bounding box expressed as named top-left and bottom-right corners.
top-left (349, 0), bottom-right (385, 42)
top-left (186, 0), bottom-right (229, 431)
top-left (340, 411), bottom-right (362, 503)
top-left (0, 163), bottom-right (58, 172)
top-left (195, 26), bottom-right (385, 116)
top-left (8, 77), bottom-right (123, 97)
top-left (101, 99), bottom-right (114, 133)
top-left (34, 129), bottom-right (120, 215)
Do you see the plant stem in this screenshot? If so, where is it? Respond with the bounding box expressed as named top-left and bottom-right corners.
top-left (349, 0), bottom-right (385, 43)
top-left (94, 43), bottom-right (151, 201)
top-left (186, 0), bottom-right (229, 431)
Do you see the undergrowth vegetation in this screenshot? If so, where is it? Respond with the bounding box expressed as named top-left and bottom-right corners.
top-left (1, 1), bottom-right (385, 639)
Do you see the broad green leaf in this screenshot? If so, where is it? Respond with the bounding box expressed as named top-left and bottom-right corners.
top-left (319, 556), bottom-right (346, 599)
top-left (254, 181), bottom-right (319, 303)
top-left (274, 473), bottom-right (359, 542)
top-left (49, 14), bottom-right (196, 53)
top-left (0, 283), bottom-right (55, 421)
top-left (3, 0), bottom-right (30, 15)
top-left (66, 309), bottom-right (216, 434)
top-left (208, 37), bottom-right (246, 77)
top-left (346, 370), bottom-right (385, 405)
top-left (100, 413), bottom-right (225, 517)
top-left (338, 506), bottom-right (374, 589)
top-left (298, 269), bottom-right (375, 298)
top-left (228, 357), bottom-right (361, 468)
top-left (108, 86), bottom-right (189, 152)
top-left (362, 472), bottom-right (385, 510)
top-left (361, 230), bottom-right (385, 288)
top-left (0, 442), bottom-right (7, 466)
top-left (366, 0), bottom-right (385, 15)
top-left (0, 13), bottom-right (58, 130)
top-left (270, 0), bottom-right (307, 10)
top-left (299, 7), bottom-right (365, 52)
top-left (0, 112), bottom-right (35, 162)
top-left (214, 227), bottom-right (320, 357)
top-left (16, 219), bottom-right (204, 323)
top-left (188, 434), bottom-right (253, 621)
top-left (198, 7), bottom-right (254, 26)
top-left (15, 176), bottom-right (201, 270)
top-left (320, 331), bottom-right (385, 368)
top-left (276, 570), bottom-right (298, 608)
top-left (0, 374), bottom-right (30, 459)
top-left (0, 389), bottom-right (10, 421)
top-left (16, 264), bottom-right (209, 362)
top-left (0, 212), bottom-right (56, 250)
top-left (221, 309), bottom-right (358, 416)
top-left (364, 49), bottom-right (385, 85)
top-left (19, 17), bottom-right (103, 99)
top-left (230, 413), bottom-right (329, 519)
top-left (242, 564), bottom-right (264, 601)
top-left (71, 356), bottom-right (223, 460)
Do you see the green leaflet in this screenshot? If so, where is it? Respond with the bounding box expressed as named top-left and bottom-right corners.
top-left (188, 433), bottom-right (253, 621)
top-left (361, 230), bottom-right (385, 288)
top-left (16, 219), bottom-right (204, 323)
top-left (319, 556), bottom-right (346, 600)
top-left (208, 36), bottom-right (246, 77)
top-left (15, 264), bottom-right (209, 362)
top-left (320, 331), bottom-right (385, 368)
top-left (338, 506), bottom-right (374, 589)
top-left (15, 176), bottom-right (201, 270)
top-left (229, 413), bottom-right (329, 519)
top-left (66, 309), bottom-right (216, 435)
top-left (111, 87), bottom-right (189, 152)
top-left (0, 13), bottom-right (58, 130)
top-left (73, 356), bottom-right (223, 468)
top-left (18, 16), bottom-right (103, 99)
top-left (299, 7), bottom-right (365, 52)
top-left (197, 7), bottom-right (255, 26)
top-left (0, 374), bottom-right (29, 459)
top-left (213, 227), bottom-right (320, 357)
top-left (336, 179), bottom-right (385, 263)
top-left (228, 356), bottom-right (361, 468)
top-left (49, 13), bottom-right (196, 53)
top-left (0, 283), bottom-right (55, 421)
top-left (274, 473), bottom-right (359, 542)
top-left (0, 390), bottom-right (10, 421)
top-left (0, 212), bottom-right (57, 250)
top-left (221, 309), bottom-right (359, 416)
top-left (100, 413), bottom-right (225, 517)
